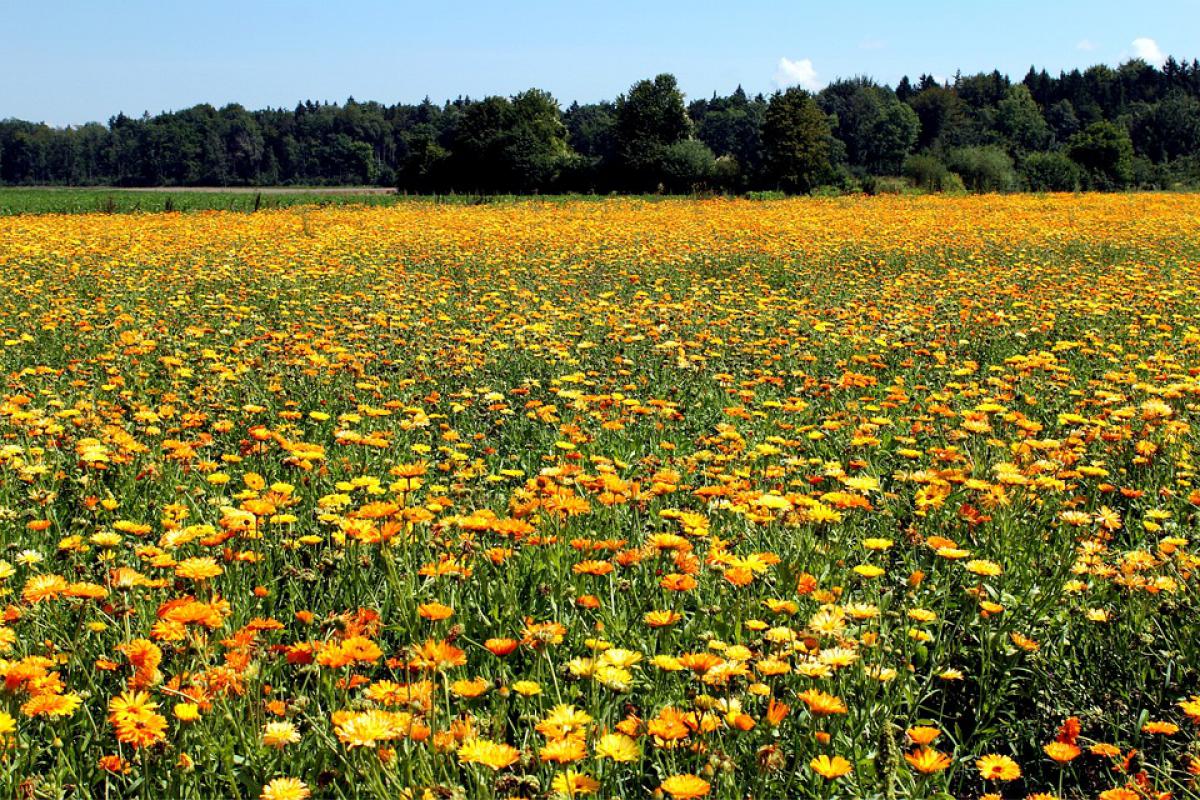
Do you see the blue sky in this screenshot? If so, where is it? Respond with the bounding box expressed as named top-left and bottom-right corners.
top-left (3, 0), bottom-right (1198, 126)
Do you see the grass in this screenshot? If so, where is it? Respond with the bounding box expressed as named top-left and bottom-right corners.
top-left (0, 187), bottom-right (407, 215)
top-left (0, 188), bottom-right (700, 216)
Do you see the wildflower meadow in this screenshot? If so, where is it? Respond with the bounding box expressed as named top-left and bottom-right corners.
top-left (0, 194), bottom-right (1198, 799)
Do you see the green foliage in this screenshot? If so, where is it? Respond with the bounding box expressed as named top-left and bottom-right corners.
top-left (996, 85), bottom-right (1051, 156)
top-left (866, 175), bottom-right (913, 194)
top-left (614, 74), bottom-right (692, 190)
top-left (1130, 91), bottom-right (1200, 163)
top-left (908, 86), bottom-right (972, 151)
top-left (902, 154), bottom-right (951, 191)
top-left (1068, 121), bottom-right (1135, 189)
top-left (710, 154), bottom-right (741, 192)
top-left (1022, 151), bottom-right (1082, 192)
top-left (443, 90), bottom-right (569, 192)
top-left (691, 87), bottom-right (768, 189)
top-left (658, 140), bottom-right (717, 192)
top-left (3, 56), bottom-right (1200, 193)
top-left (819, 81), bottom-right (919, 174)
top-left (0, 188), bottom-right (404, 215)
top-left (763, 88), bottom-right (836, 193)
top-left (945, 146), bottom-right (1017, 192)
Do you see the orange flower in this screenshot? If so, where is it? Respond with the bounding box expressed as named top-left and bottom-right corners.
top-left (810, 754), bottom-right (853, 779)
top-left (905, 747), bottom-right (951, 774)
top-left (521, 619), bottom-right (567, 648)
top-left (409, 639), bottom-right (466, 671)
top-left (573, 560), bottom-right (613, 576)
top-left (417, 602), bottom-right (454, 621)
top-left (97, 754), bottom-right (130, 774)
top-left (22, 692), bottom-right (82, 718)
top-left (484, 637), bottom-right (518, 656)
top-left (1043, 741), bottom-right (1081, 763)
top-left (797, 689), bottom-right (847, 716)
top-left (765, 697), bottom-right (790, 726)
top-left (1098, 789), bottom-right (1140, 800)
top-left (644, 609), bottom-right (681, 627)
top-left (175, 557), bottom-right (224, 581)
top-left (660, 573), bottom-right (697, 591)
top-left (660, 774), bottom-right (711, 799)
top-left (906, 726), bottom-right (941, 746)
top-left (108, 691), bottom-right (167, 748)
top-left (22, 574), bottom-right (69, 604)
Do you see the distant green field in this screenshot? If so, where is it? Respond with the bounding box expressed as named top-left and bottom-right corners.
top-left (0, 188), bottom-right (749, 215)
top-left (0, 187), bottom-right (418, 215)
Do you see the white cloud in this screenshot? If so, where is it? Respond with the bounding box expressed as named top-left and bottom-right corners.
top-left (774, 57), bottom-right (821, 91)
top-left (859, 37), bottom-right (886, 51)
top-left (1076, 39), bottom-right (1096, 51)
top-left (1132, 37), bottom-right (1165, 66)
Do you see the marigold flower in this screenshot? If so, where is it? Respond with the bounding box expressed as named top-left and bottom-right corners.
top-left (905, 746), bottom-right (951, 773)
top-left (810, 754), bottom-right (853, 779)
top-left (976, 753), bottom-right (1021, 781)
top-left (457, 738), bottom-right (520, 769)
top-left (660, 774), bottom-right (711, 799)
top-left (1043, 741), bottom-right (1081, 763)
top-left (260, 777), bottom-right (310, 800)
top-left (262, 720), bottom-right (301, 748)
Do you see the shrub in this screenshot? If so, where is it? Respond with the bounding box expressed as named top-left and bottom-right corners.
top-left (711, 155), bottom-right (741, 192)
top-left (902, 154), bottom-right (950, 192)
top-left (1067, 122), bottom-right (1134, 190)
top-left (1022, 151), bottom-right (1081, 192)
top-left (944, 146), bottom-right (1016, 192)
top-left (869, 176), bottom-right (911, 195)
top-left (659, 140), bottom-right (716, 193)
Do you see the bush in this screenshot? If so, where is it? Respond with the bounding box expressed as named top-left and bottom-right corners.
top-left (869, 176), bottom-right (912, 195)
top-left (1131, 156), bottom-right (1166, 190)
top-left (711, 155), bottom-right (740, 192)
top-left (1163, 155), bottom-right (1200, 189)
top-left (744, 190), bottom-right (787, 201)
top-left (941, 172), bottom-right (966, 193)
top-left (944, 146), bottom-right (1016, 192)
top-left (902, 154), bottom-right (950, 191)
top-left (1022, 151), bottom-right (1081, 192)
top-left (1067, 122), bottom-right (1134, 190)
top-left (659, 140), bottom-right (716, 193)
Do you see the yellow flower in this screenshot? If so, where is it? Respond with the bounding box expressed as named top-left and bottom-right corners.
top-left (660, 774), bottom-right (711, 799)
top-left (551, 770), bottom-right (600, 797)
top-left (965, 559), bottom-right (1002, 577)
top-left (976, 753), bottom-right (1021, 781)
top-left (594, 732), bottom-right (639, 762)
top-left (262, 721), bottom-right (301, 748)
top-left (260, 777), bottom-right (310, 800)
top-left (511, 680), bottom-right (542, 697)
top-left (173, 702), bottom-right (200, 722)
top-left (810, 754), bottom-right (853, 779)
top-left (458, 738), bottom-right (520, 770)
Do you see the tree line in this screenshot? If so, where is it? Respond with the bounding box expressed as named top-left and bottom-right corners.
top-left (3, 57), bottom-right (1200, 193)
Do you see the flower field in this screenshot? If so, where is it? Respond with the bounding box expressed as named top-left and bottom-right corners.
top-left (1, 194), bottom-right (1199, 799)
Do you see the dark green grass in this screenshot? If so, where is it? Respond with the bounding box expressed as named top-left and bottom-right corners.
top-left (0, 187), bottom-right (409, 215)
top-left (0, 188), bottom-right (701, 215)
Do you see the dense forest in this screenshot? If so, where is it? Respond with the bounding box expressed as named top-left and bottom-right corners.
top-left (3, 57), bottom-right (1200, 193)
